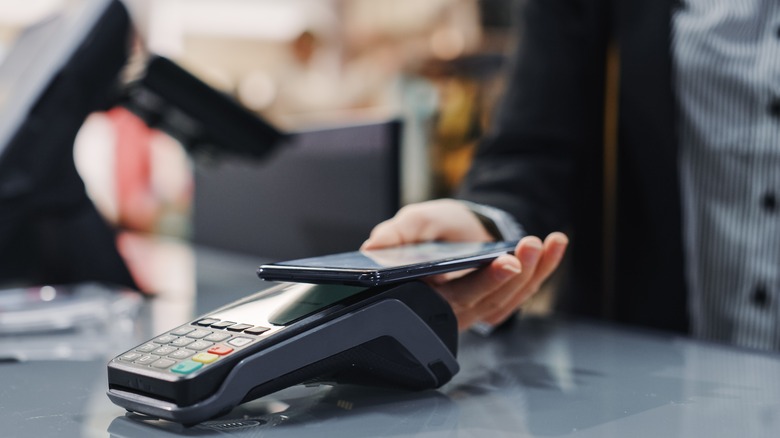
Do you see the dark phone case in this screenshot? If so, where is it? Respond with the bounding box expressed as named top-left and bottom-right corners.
top-left (257, 247), bottom-right (514, 286)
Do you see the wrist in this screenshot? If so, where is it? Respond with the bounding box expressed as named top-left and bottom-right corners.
top-left (457, 200), bottom-right (525, 241)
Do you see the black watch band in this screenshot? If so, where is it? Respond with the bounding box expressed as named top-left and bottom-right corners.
top-left (471, 210), bottom-right (503, 241)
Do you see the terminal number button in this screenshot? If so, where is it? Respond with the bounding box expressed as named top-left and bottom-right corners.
top-left (152, 346), bottom-right (178, 356)
top-left (186, 329), bottom-right (211, 339)
top-left (169, 349), bottom-right (196, 360)
top-left (204, 332), bottom-right (231, 342)
top-left (135, 343), bottom-right (158, 353)
top-left (171, 337), bottom-right (195, 347)
top-left (169, 326), bottom-right (195, 336)
top-left (188, 340), bottom-right (214, 351)
top-left (151, 358), bottom-right (176, 369)
top-left (228, 337), bottom-right (254, 348)
top-left (120, 352), bottom-right (142, 362)
top-left (134, 355), bottom-right (160, 366)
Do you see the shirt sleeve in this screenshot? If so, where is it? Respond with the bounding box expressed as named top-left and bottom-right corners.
top-left (459, 199), bottom-right (526, 241)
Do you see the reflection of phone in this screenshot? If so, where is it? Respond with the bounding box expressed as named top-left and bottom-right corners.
top-left (257, 241), bottom-right (517, 286)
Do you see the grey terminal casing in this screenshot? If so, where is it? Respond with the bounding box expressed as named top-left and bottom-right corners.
top-left (107, 281), bottom-right (459, 425)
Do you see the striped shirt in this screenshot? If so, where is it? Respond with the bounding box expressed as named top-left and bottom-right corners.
top-left (673, 0), bottom-right (780, 350)
top-left (469, 0), bottom-right (780, 350)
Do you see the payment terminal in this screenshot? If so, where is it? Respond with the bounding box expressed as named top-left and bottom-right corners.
top-left (107, 281), bottom-right (459, 425)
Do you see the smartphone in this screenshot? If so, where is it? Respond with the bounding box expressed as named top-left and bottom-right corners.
top-left (257, 240), bottom-right (518, 286)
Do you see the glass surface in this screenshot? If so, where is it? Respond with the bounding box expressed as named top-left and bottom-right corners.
top-left (2, 247), bottom-right (780, 437)
top-left (12, 316), bottom-right (778, 438)
top-left (0, 283), bottom-right (142, 335)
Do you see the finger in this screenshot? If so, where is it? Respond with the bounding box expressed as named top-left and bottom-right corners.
top-left (450, 233), bottom-right (563, 330)
top-left (360, 218), bottom-right (408, 249)
top-left (451, 237), bottom-right (543, 325)
top-left (362, 199), bottom-right (493, 250)
top-left (435, 252), bottom-right (525, 309)
top-left (493, 236), bottom-right (545, 309)
top-left (482, 233), bottom-right (568, 325)
top-left (522, 232), bottom-right (569, 293)
top-left (426, 267), bottom-right (477, 285)
top-left (361, 206), bottom-right (440, 250)
top-left (484, 234), bottom-right (560, 311)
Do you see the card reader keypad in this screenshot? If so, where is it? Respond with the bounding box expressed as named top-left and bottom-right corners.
top-left (118, 318), bottom-right (271, 376)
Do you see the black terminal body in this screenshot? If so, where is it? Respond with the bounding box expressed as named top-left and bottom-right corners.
top-left (107, 281), bottom-right (459, 425)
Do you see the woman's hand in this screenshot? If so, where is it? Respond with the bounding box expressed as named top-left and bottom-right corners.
top-left (362, 199), bottom-right (568, 332)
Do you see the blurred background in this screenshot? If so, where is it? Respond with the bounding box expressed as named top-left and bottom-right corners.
top-left (0, 0), bottom-right (520, 294)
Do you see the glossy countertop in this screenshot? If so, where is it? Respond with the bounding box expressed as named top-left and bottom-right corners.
top-left (1, 245), bottom-right (779, 438)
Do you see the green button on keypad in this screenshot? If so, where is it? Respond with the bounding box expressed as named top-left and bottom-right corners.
top-left (170, 360), bottom-right (203, 374)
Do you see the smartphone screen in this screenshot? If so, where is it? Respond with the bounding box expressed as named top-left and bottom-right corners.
top-left (257, 241), bottom-right (517, 286)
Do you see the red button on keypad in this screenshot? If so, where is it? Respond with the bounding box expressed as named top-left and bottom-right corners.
top-left (207, 345), bottom-right (234, 356)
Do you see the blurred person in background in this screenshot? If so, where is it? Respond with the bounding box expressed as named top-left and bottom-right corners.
top-left (364, 0), bottom-right (780, 351)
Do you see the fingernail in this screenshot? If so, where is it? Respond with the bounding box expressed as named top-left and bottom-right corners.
top-left (552, 242), bottom-right (567, 258)
top-left (496, 263), bottom-right (521, 281)
top-left (525, 239), bottom-right (543, 250)
top-left (502, 264), bottom-right (522, 275)
top-left (521, 240), bottom-right (542, 264)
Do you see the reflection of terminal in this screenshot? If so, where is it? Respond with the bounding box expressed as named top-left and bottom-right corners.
top-left (108, 385), bottom-right (458, 437)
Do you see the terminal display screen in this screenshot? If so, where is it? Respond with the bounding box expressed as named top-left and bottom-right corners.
top-left (268, 284), bottom-right (368, 325)
top-left (209, 283), bottom-right (370, 327)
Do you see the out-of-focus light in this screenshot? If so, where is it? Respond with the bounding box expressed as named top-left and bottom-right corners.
top-left (0, 0), bottom-right (64, 26)
top-left (39, 285), bottom-right (57, 302)
top-left (430, 28), bottom-right (465, 61)
top-left (194, 66), bottom-right (235, 94)
top-left (178, 0), bottom-right (310, 41)
top-left (237, 71), bottom-right (277, 111)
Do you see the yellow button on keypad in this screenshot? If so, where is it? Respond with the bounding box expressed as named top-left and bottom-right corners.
top-left (192, 352), bottom-right (219, 364)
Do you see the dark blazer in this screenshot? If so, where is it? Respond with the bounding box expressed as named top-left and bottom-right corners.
top-left (458, 0), bottom-right (689, 333)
